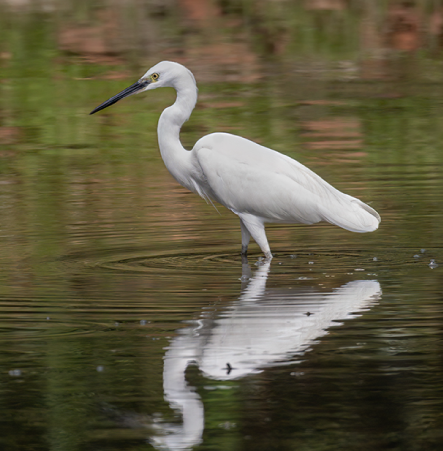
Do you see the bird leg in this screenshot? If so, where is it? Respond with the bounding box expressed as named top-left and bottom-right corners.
top-left (239, 214), bottom-right (273, 260)
top-left (240, 218), bottom-right (251, 257)
top-left (263, 251), bottom-right (273, 260)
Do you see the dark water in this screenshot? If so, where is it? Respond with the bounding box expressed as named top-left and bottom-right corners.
top-left (1, 2), bottom-right (443, 450)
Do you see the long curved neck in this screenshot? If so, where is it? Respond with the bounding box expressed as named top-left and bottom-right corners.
top-left (157, 80), bottom-right (198, 188)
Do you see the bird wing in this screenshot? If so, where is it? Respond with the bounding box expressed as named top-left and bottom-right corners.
top-left (192, 133), bottom-right (380, 232)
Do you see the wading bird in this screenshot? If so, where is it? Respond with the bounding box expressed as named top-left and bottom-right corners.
top-left (91, 61), bottom-right (380, 259)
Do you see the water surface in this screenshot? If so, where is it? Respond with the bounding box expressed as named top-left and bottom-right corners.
top-left (1, 2), bottom-right (443, 450)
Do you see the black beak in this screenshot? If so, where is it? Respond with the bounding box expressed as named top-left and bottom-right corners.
top-left (90, 80), bottom-right (150, 115)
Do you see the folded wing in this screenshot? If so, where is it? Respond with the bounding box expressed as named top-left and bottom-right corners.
top-left (192, 133), bottom-right (380, 232)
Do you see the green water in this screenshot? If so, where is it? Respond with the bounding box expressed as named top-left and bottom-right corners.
top-left (1, 2), bottom-right (443, 450)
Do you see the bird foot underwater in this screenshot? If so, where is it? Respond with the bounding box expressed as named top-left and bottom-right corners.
top-left (241, 244), bottom-right (273, 262)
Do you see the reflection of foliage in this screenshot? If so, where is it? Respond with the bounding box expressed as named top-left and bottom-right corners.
top-left (3, 1), bottom-right (443, 79)
top-left (0, 1), bottom-right (442, 263)
top-left (1, 3), bottom-right (443, 451)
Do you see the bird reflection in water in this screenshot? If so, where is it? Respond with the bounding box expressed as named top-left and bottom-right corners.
top-left (145, 259), bottom-right (381, 450)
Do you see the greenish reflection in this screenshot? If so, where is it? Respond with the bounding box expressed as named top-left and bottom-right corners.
top-left (1, 1), bottom-right (443, 451)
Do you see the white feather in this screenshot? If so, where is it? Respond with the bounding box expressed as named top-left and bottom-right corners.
top-left (92, 61), bottom-right (380, 258)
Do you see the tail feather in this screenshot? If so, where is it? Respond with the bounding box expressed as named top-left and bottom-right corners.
top-left (320, 194), bottom-right (380, 233)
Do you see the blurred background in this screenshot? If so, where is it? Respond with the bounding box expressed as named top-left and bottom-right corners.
top-left (1, 2), bottom-right (443, 451)
top-left (1, 0), bottom-right (443, 254)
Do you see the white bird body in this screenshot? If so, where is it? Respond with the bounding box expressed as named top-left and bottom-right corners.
top-left (91, 61), bottom-right (380, 258)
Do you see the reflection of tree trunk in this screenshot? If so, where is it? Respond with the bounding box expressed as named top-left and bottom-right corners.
top-left (360, 0), bottom-right (386, 79)
top-left (386, 1), bottom-right (420, 52)
top-left (385, 1), bottom-right (421, 81)
top-left (179, 0), bottom-right (220, 25)
top-left (429, 8), bottom-right (443, 54)
top-left (305, 0), bottom-right (346, 11)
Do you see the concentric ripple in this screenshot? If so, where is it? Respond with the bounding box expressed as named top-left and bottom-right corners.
top-left (61, 246), bottom-right (442, 276)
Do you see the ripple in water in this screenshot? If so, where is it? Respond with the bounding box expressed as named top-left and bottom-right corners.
top-left (65, 247), bottom-right (440, 276)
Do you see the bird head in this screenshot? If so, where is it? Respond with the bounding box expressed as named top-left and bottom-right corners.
top-left (90, 61), bottom-right (196, 115)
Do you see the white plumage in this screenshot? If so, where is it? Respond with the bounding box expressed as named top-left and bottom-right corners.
top-left (91, 61), bottom-right (380, 258)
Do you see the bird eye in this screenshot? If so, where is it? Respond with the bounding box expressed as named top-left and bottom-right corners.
top-left (151, 73), bottom-right (159, 81)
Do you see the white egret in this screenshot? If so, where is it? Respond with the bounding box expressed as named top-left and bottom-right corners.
top-left (91, 61), bottom-right (380, 258)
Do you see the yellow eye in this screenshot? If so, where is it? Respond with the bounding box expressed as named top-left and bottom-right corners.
top-left (151, 73), bottom-right (159, 81)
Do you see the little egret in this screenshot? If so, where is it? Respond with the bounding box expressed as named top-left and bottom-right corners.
top-left (91, 61), bottom-right (380, 258)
